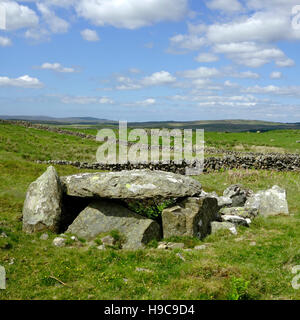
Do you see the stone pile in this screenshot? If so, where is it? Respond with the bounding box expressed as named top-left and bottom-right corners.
top-left (22, 166), bottom-right (290, 249)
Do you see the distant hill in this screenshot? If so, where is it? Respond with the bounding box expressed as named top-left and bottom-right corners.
top-left (1, 115), bottom-right (300, 132)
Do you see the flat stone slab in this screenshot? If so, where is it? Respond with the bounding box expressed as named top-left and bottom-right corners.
top-left (67, 199), bottom-right (161, 249)
top-left (61, 169), bottom-right (202, 199)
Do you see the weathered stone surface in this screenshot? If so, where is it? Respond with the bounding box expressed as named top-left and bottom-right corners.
top-left (162, 197), bottom-right (219, 239)
top-left (67, 199), bottom-right (161, 249)
top-left (53, 237), bottom-right (66, 247)
top-left (22, 166), bottom-right (63, 233)
top-left (211, 221), bottom-right (237, 235)
top-left (245, 185), bottom-right (289, 216)
top-left (61, 169), bottom-right (202, 199)
top-left (221, 215), bottom-right (250, 227)
top-left (101, 235), bottom-right (115, 246)
top-left (167, 242), bottom-right (185, 249)
top-left (40, 233), bottom-right (49, 240)
top-left (223, 184), bottom-right (253, 207)
top-left (220, 207), bottom-right (258, 219)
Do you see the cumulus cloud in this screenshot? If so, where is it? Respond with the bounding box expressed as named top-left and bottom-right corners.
top-left (80, 29), bottom-right (100, 41)
top-left (244, 85), bottom-right (300, 96)
top-left (206, 0), bottom-right (243, 13)
top-left (195, 52), bottom-right (219, 63)
top-left (37, 3), bottom-right (69, 33)
top-left (0, 75), bottom-right (43, 88)
top-left (137, 98), bottom-right (156, 106)
top-left (0, 36), bottom-right (12, 47)
top-left (1, 1), bottom-right (39, 31)
top-left (169, 34), bottom-right (206, 51)
top-left (75, 0), bottom-right (189, 29)
top-left (40, 62), bottom-right (76, 73)
top-left (179, 67), bottom-right (220, 79)
top-left (270, 71), bottom-right (282, 79)
top-left (142, 71), bottom-right (176, 86)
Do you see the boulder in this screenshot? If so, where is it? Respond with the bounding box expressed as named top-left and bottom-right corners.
top-left (211, 221), bottom-right (237, 235)
top-left (200, 190), bottom-right (232, 208)
top-left (219, 207), bottom-right (258, 219)
top-left (223, 184), bottom-right (253, 207)
top-left (22, 166), bottom-right (63, 233)
top-left (162, 197), bottom-right (219, 239)
top-left (245, 185), bottom-right (289, 216)
top-left (221, 215), bottom-right (250, 227)
top-left (67, 199), bottom-right (161, 250)
top-left (61, 169), bottom-right (202, 200)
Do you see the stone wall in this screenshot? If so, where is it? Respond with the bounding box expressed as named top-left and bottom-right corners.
top-left (37, 153), bottom-right (300, 173)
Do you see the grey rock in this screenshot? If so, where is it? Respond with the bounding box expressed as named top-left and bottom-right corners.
top-left (220, 207), bottom-right (259, 219)
top-left (194, 245), bottom-right (206, 250)
top-left (162, 197), bottom-right (219, 239)
top-left (167, 242), bottom-right (185, 249)
top-left (0, 266), bottom-right (6, 290)
top-left (53, 237), bottom-right (66, 247)
top-left (101, 235), bottom-right (115, 246)
top-left (23, 166), bottom-right (63, 233)
top-left (97, 245), bottom-right (106, 250)
top-left (61, 169), bottom-right (202, 199)
top-left (223, 184), bottom-right (253, 207)
top-left (176, 253), bottom-right (186, 261)
top-left (67, 199), bottom-right (161, 250)
top-left (245, 185), bottom-right (289, 216)
top-left (211, 221), bottom-right (237, 235)
top-left (216, 196), bottom-right (233, 208)
top-left (40, 233), bottom-right (49, 240)
top-left (157, 242), bottom-right (168, 249)
top-left (221, 215), bottom-right (250, 226)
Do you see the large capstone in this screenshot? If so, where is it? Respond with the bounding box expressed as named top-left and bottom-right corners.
top-left (67, 199), bottom-right (161, 249)
top-left (162, 197), bottom-right (219, 239)
top-left (22, 166), bottom-right (63, 233)
top-left (61, 169), bottom-right (202, 199)
top-left (245, 185), bottom-right (289, 217)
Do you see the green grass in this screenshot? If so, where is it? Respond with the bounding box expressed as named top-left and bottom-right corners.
top-left (0, 123), bottom-right (300, 300)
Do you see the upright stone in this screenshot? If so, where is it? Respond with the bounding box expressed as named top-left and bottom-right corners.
top-left (162, 197), bottom-right (219, 239)
top-left (23, 166), bottom-right (63, 233)
top-left (61, 169), bottom-right (202, 199)
top-left (67, 199), bottom-right (161, 250)
top-left (245, 185), bottom-right (289, 216)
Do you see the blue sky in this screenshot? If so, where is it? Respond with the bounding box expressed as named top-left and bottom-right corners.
top-left (0, 0), bottom-right (300, 122)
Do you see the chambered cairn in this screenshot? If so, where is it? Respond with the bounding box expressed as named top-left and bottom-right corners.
top-left (22, 166), bottom-right (289, 249)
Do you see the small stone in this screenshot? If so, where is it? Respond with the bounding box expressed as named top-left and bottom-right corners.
top-left (194, 245), bottom-right (206, 250)
top-left (167, 242), bottom-right (185, 249)
top-left (135, 267), bottom-right (153, 273)
top-left (97, 244), bottom-right (106, 250)
top-left (176, 253), bottom-right (186, 261)
top-left (250, 241), bottom-right (256, 246)
top-left (184, 248), bottom-right (193, 252)
top-left (70, 236), bottom-right (77, 241)
top-left (40, 233), bottom-right (49, 240)
top-left (9, 258), bottom-right (14, 265)
top-left (157, 242), bottom-right (168, 249)
top-left (101, 235), bottom-right (115, 246)
top-left (53, 237), bottom-right (66, 247)
top-left (211, 221), bottom-right (237, 235)
top-left (221, 215), bottom-right (250, 227)
top-left (0, 232), bottom-right (7, 238)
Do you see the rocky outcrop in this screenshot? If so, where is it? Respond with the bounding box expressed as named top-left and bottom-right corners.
top-left (22, 166), bottom-right (63, 233)
top-left (245, 185), bottom-right (289, 216)
top-left (61, 170), bottom-right (202, 199)
top-left (67, 199), bottom-right (161, 249)
top-left (162, 197), bottom-right (219, 239)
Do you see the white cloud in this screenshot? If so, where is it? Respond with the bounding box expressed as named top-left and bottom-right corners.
top-left (137, 98), bottom-right (156, 106)
top-left (276, 59), bottom-right (295, 67)
top-left (169, 34), bottom-right (206, 50)
top-left (206, 0), bottom-right (243, 13)
top-left (142, 71), bottom-right (176, 86)
top-left (80, 29), bottom-right (100, 42)
top-left (179, 67), bottom-right (220, 79)
top-left (61, 96), bottom-right (114, 104)
top-left (270, 71), bottom-right (282, 79)
top-left (75, 0), bottom-right (189, 29)
top-left (0, 75), bottom-right (43, 88)
top-left (40, 62), bottom-right (76, 73)
top-left (37, 3), bottom-right (69, 33)
top-left (0, 36), bottom-right (12, 47)
top-left (195, 52), bottom-right (219, 63)
top-left (244, 85), bottom-right (300, 96)
top-left (2, 1), bottom-right (39, 31)
top-left (214, 42), bottom-right (290, 68)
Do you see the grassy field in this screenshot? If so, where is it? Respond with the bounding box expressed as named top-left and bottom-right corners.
top-left (0, 122), bottom-right (300, 300)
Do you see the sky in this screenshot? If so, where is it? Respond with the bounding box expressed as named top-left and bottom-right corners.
top-left (0, 0), bottom-right (300, 122)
